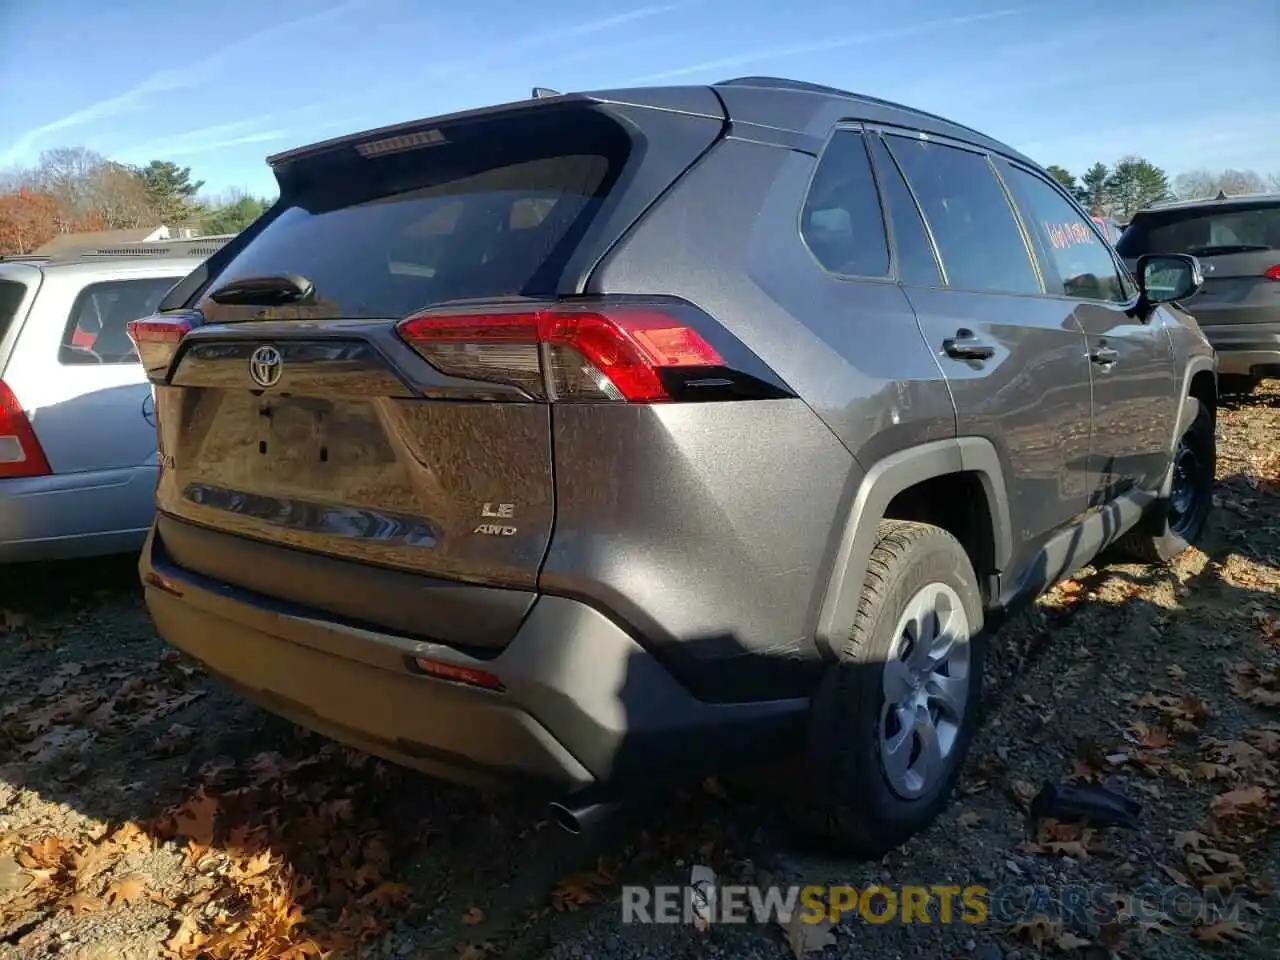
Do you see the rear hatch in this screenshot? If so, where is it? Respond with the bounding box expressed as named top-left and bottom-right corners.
top-left (1117, 199), bottom-right (1280, 325)
top-left (139, 93), bottom-right (726, 648)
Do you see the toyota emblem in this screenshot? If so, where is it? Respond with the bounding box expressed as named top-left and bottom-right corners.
top-left (249, 345), bottom-right (283, 388)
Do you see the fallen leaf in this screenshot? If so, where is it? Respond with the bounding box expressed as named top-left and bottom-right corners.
top-left (359, 881), bottom-right (410, 907)
top-left (957, 809), bottom-right (982, 828)
top-left (702, 776), bottom-right (729, 798)
top-left (170, 788), bottom-right (219, 846)
top-left (1166, 664), bottom-right (1187, 682)
top-left (1211, 785), bottom-right (1268, 819)
top-left (2, 609), bottom-right (29, 631)
top-left (107, 822), bottom-right (151, 854)
top-left (1173, 830), bottom-right (1209, 851)
top-left (456, 942), bottom-right (494, 960)
top-left (462, 905), bottom-right (485, 925)
top-left (164, 913), bottom-right (208, 957)
top-left (1009, 780), bottom-right (1037, 810)
top-left (232, 849), bottom-right (275, 879)
top-left (1191, 919), bottom-right (1254, 943)
top-left (277, 942), bottom-right (323, 960)
top-left (1010, 917), bottom-right (1061, 948)
top-left (1128, 722), bottom-right (1172, 749)
top-left (551, 876), bottom-right (601, 911)
top-left (781, 912), bottom-right (838, 958)
top-left (106, 875), bottom-right (147, 906)
top-left (1056, 931), bottom-right (1091, 950)
top-left (1247, 726), bottom-right (1280, 754)
top-left (23, 835), bottom-right (65, 868)
top-left (71, 846), bottom-right (115, 891)
top-left (64, 892), bottom-right (102, 915)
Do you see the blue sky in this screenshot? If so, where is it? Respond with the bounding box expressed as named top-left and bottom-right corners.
top-left (1, 0), bottom-right (1276, 199)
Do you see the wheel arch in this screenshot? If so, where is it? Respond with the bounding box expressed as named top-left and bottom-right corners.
top-left (1160, 358), bottom-right (1216, 498)
top-left (1177, 357), bottom-right (1217, 439)
top-left (814, 437), bottom-right (1013, 658)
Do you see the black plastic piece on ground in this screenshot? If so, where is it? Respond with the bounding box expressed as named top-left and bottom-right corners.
top-left (1029, 781), bottom-right (1141, 830)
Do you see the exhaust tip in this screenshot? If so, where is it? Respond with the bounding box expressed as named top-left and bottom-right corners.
top-left (549, 801), bottom-right (583, 835)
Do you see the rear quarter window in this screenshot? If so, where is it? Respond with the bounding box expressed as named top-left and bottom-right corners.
top-left (60, 276), bottom-right (182, 365)
top-left (0, 278), bottom-right (29, 345)
top-left (800, 129), bottom-right (890, 278)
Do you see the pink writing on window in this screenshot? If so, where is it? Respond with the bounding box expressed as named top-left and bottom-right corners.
top-left (1043, 220), bottom-right (1098, 250)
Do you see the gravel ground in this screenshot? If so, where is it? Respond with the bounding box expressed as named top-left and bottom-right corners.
top-left (2, 386), bottom-right (1279, 960)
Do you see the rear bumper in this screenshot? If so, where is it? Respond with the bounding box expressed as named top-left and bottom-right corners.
top-left (139, 526), bottom-right (808, 795)
top-left (1199, 321), bottom-right (1280, 377)
top-left (0, 464), bottom-right (156, 562)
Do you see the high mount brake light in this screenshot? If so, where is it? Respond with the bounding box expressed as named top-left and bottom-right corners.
top-left (0, 379), bottom-right (51, 479)
top-left (126, 311), bottom-right (201, 380)
top-left (395, 306), bottom-right (725, 402)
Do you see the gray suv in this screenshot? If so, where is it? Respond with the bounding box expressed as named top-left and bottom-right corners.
top-left (129, 77), bottom-right (1216, 855)
top-left (1117, 194), bottom-right (1280, 394)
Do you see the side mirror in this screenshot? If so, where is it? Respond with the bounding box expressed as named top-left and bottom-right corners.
top-left (1136, 253), bottom-right (1203, 305)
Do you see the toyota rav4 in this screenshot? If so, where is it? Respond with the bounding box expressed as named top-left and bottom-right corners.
top-left (129, 77), bottom-right (1217, 855)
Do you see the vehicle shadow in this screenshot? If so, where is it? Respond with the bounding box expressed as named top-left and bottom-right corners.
top-left (0, 470), bottom-right (1276, 957)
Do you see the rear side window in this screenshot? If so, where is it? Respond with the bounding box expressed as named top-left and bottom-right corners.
top-left (1004, 167), bottom-right (1129, 303)
top-left (885, 136), bottom-right (1040, 296)
top-left (0, 279), bottom-right (28, 345)
top-left (60, 277), bottom-right (181, 365)
top-left (866, 135), bottom-right (942, 286)
top-left (1117, 201), bottom-right (1280, 257)
top-left (201, 110), bottom-right (631, 320)
top-left (801, 130), bottom-right (890, 278)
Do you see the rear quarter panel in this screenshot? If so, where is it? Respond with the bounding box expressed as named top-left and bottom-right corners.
top-left (574, 136), bottom-right (953, 698)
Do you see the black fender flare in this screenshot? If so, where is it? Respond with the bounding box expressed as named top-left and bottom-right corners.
top-left (1160, 357), bottom-right (1215, 498)
top-left (814, 437), bottom-right (1013, 657)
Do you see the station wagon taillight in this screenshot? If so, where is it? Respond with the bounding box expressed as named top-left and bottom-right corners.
top-left (395, 303), bottom-right (725, 402)
top-left (1264, 265), bottom-right (1280, 281)
top-left (0, 379), bottom-right (51, 479)
top-left (126, 310), bottom-right (201, 380)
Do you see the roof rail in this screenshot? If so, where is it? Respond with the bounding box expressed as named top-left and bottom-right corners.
top-left (713, 75), bottom-right (997, 146)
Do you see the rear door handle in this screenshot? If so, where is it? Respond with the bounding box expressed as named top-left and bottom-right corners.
top-left (942, 330), bottom-right (995, 360)
top-left (1091, 346), bottom-right (1119, 365)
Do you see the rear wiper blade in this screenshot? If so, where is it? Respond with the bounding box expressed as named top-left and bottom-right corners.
top-left (208, 273), bottom-right (316, 306)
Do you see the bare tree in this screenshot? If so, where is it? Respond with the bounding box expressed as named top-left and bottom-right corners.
top-left (1174, 169), bottom-right (1219, 200)
top-left (89, 163), bottom-right (158, 228)
top-left (1175, 167), bottom-right (1267, 200)
top-left (1218, 169), bottom-right (1267, 195)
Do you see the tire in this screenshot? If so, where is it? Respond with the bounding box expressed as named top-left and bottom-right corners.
top-left (1109, 399), bottom-right (1215, 565)
top-left (796, 520), bottom-right (985, 857)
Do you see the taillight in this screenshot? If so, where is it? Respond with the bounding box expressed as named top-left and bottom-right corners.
top-left (0, 379), bottom-right (51, 479)
top-left (396, 302), bottom-right (727, 402)
top-left (126, 310), bottom-right (201, 380)
top-left (1264, 265), bottom-right (1280, 281)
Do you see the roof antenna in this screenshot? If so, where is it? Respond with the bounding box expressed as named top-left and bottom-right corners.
top-left (532, 87), bottom-right (561, 99)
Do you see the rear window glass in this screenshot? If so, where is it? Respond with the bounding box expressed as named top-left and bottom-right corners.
top-left (60, 277), bottom-right (181, 365)
top-left (1117, 201), bottom-right (1280, 257)
top-left (0, 278), bottom-right (29, 345)
top-left (200, 110), bottom-right (631, 321)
